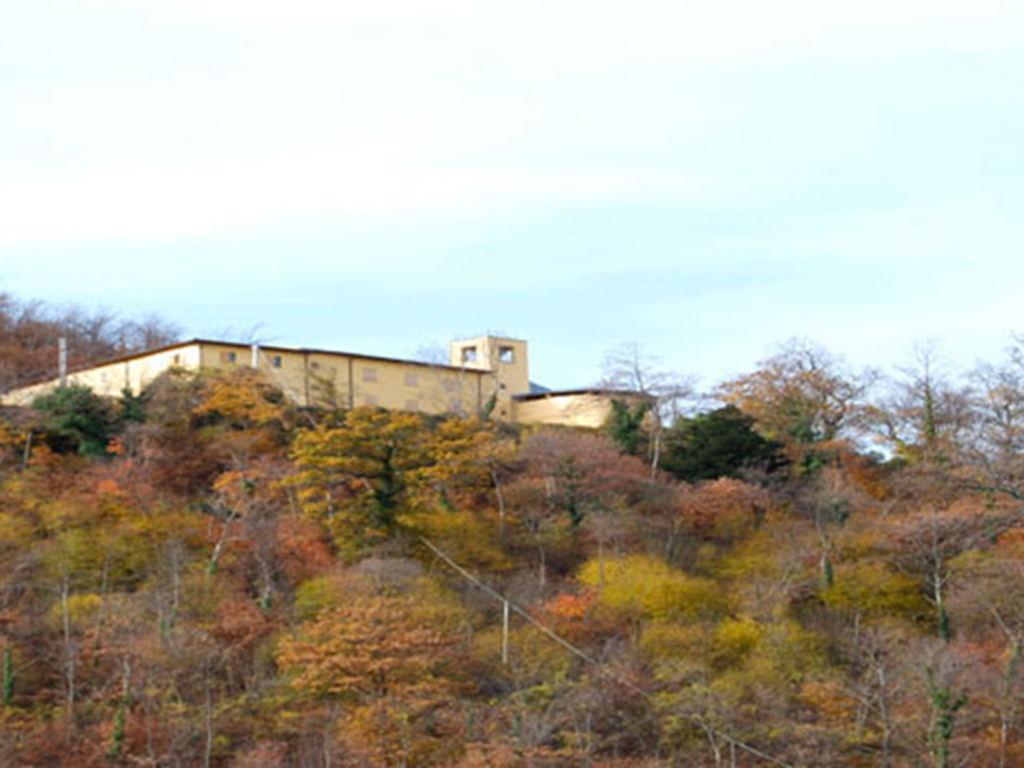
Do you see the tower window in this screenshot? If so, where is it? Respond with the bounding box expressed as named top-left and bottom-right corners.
top-left (461, 346), bottom-right (478, 364)
top-left (499, 346), bottom-right (515, 363)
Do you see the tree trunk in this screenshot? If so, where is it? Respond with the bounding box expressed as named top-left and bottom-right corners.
top-left (61, 575), bottom-right (75, 721)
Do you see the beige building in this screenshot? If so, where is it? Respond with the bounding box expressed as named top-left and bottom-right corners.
top-left (1, 335), bottom-right (634, 428)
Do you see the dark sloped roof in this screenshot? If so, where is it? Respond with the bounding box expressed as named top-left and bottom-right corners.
top-left (513, 388), bottom-right (645, 402)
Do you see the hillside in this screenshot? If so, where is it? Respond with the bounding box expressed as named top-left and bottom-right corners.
top-left (1, 336), bottom-right (1024, 766)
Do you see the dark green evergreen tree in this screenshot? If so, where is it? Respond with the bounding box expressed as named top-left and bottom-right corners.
top-left (117, 386), bottom-right (148, 426)
top-left (662, 405), bottom-right (782, 482)
top-left (31, 384), bottom-right (115, 457)
top-left (605, 398), bottom-right (653, 456)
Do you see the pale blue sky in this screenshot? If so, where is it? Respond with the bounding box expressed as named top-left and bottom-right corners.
top-left (2, 0), bottom-right (1022, 390)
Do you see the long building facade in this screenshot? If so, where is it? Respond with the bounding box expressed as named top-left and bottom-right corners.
top-left (1, 334), bottom-right (632, 429)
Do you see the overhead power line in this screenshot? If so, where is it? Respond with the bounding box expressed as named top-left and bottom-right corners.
top-left (419, 535), bottom-right (793, 768)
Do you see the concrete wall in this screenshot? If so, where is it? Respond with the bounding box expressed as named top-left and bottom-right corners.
top-left (1, 338), bottom-right (628, 430)
top-left (512, 392), bottom-right (619, 429)
top-left (1, 343), bottom-right (202, 406)
top-left (449, 335), bottom-right (528, 420)
top-left (198, 342), bottom-right (490, 416)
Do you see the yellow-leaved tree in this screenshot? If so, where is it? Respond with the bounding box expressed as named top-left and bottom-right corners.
top-left (578, 554), bottom-right (728, 634)
top-left (291, 408), bottom-right (515, 562)
top-left (290, 408), bottom-right (430, 557)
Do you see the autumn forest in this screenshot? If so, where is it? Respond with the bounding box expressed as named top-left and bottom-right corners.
top-left (4, 294), bottom-right (1024, 767)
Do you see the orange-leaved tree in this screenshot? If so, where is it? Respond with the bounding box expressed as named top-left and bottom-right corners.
top-left (715, 340), bottom-right (874, 472)
top-left (276, 573), bottom-right (465, 765)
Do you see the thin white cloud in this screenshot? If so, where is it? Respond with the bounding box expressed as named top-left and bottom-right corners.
top-left (788, 198), bottom-right (1022, 263)
top-left (0, 151), bottom-right (726, 245)
top-left (97, 0), bottom-right (1024, 62)
top-left (96, 0), bottom-right (478, 27)
top-left (4, 0), bottom-right (1022, 392)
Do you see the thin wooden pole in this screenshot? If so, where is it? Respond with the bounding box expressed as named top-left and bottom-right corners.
top-left (418, 536), bottom-right (793, 768)
top-left (501, 600), bottom-right (510, 667)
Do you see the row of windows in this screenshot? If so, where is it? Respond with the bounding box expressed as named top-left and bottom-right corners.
top-left (211, 353), bottom-right (463, 388)
top-left (175, 346), bottom-right (518, 371)
top-left (459, 345), bottom-right (516, 364)
top-left (362, 368), bottom-right (420, 388)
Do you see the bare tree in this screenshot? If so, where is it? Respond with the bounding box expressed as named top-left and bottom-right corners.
top-left (412, 342), bottom-right (449, 365)
top-left (0, 291), bottom-right (182, 393)
top-left (842, 624), bottom-right (917, 768)
top-left (891, 507), bottom-right (1024, 641)
top-left (599, 342), bottom-right (695, 474)
top-left (867, 341), bottom-right (974, 462)
top-left (715, 339), bottom-right (876, 471)
top-left (969, 336), bottom-right (1024, 500)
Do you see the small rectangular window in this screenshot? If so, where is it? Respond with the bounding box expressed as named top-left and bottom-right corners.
top-left (405, 372), bottom-right (418, 388)
top-left (310, 361), bottom-right (320, 370)
top-left (461, 346), bottom-right (478, 364)
top-left (272, 355), bottom-right (282, 368)
top-left (499, 346), bottom-right (515, 363)
top-left (221, 351), bottom-right (237, 364)
top-left (363, 367), bottom-right (377, 383)
top-left (172, 354), bottom-right (181, 365)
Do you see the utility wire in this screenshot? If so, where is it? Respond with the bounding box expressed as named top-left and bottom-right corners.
top-left (419, 535), bottom-right (793, 768)
top-left (1, 336), bottom-right (791, 767)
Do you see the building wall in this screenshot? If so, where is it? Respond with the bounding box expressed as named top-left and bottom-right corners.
top-left (449, 336), bottom-right (529, 420)
top-left (1, 343), bottom-right (202, 406)
top-left (314, 353), bottom-right (487, 416)
top-left (512, 392), bottom-right (619, 429)
top-left (197, 342), bottom-right (491, 416)
top-left (1, 337), bottom-right (629, 430)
